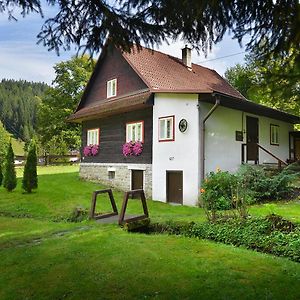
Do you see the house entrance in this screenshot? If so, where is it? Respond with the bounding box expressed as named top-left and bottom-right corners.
top-left (131, 170), bottom-right (144, 198)
top-left (289, 132), bottom-right (300, 162)
top-left (166, 171), bottom-right (183, 204)
top-left (246, 116), bottom-right (259, 163)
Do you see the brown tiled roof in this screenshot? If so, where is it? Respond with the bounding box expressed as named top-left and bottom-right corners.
top-left (122, 46), bottom-right (245, 100)
top-left (68, 89), bottom-right (152, 122)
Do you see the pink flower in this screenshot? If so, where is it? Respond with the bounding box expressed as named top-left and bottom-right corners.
top-left (83, 145), bottom-right (92, 156)
top-left (132, 141), bottom-right (143, 156)
top-left (122, 142), bottom-right (133, 156)
top-left (91, 144), bottom-right (99, 156)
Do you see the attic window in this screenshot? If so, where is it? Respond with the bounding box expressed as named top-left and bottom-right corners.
top-left (159, 116), bottom-right (175, 142)
top-left (107, 78), bottom-right (117, 98)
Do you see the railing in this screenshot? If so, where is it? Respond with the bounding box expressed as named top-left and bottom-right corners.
top-left (241, 143), bottom-right (288, 169)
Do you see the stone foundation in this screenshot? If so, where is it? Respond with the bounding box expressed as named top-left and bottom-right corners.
top-left (79, 163), bottom-right (152, 198)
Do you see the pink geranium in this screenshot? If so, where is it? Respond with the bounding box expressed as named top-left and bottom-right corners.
top-left (83, 144), bottom-right (99, 156)
top-left (122, 141), bottom-right (143, 157)
top-left (132, 141), bottom-right (143, 156)
top-left (122, 142), bottom-right (133, 156)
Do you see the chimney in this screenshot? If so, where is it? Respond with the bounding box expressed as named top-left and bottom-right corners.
top-left (182, 45), bottom-right (192, 70)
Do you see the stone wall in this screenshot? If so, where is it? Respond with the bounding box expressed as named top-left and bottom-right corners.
top-left (79, 163), bottom-right (152, 198)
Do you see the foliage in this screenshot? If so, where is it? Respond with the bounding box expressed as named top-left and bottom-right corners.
top-left (0, 163), bottom-right (2, 186)
top-left (225, 49), bottom-right (300, 117)
top-left (2, 1), bottom-right (299, 65)
top-left (0, 121), bottom-right (10, 161)
top-left (0, 79), bottom-right (48, 141)
top-left (200, 170), bottom-right (237, 210)
top-left (67, 206), bottom-right (89, 222)
top-left (3, 142), bottom-right (17, 192)
top-left (22, 141), bottom-right (38, 193)
top-left (37, 56), bottom-right (94, 155)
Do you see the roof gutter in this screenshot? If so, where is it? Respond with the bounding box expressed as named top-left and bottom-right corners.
top-left (199, 94), bottom-right (221, 183)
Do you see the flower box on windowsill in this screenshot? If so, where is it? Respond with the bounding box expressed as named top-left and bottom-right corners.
top-left (122, 141), bottom-right (143, 157)
top-left (83, 144), bottom-right (99, 157)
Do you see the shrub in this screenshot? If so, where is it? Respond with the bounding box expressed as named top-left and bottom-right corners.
top-left (200, 170), bottom-right (236, 210)
top-left (3, 142), bottom-right (17, 192)
top-left (22, 141), bottom-right (38, 193)
top-left (0, 162), bottom-right (3, 186)
top-left (67, 207), bottom-right (89, 222)
top-left (237, 165), bottom-right (293, 202)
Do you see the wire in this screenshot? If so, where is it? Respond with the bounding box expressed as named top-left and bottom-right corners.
top-left (197, 51), bottom-right (246, 64)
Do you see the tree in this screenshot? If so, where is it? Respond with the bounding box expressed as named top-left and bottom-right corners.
top-left (225, 49), bottom-right (300, 117)
top-left (37, 56), bottom-right (94, 155)
top-left (22, 140), bottom-right (38, 193)
top-left (0, 121), bottom-right (10, 161)
top-left (2, 1), bottom-right (299, 65)
top-left (3, 142), bottom-right (17, 192)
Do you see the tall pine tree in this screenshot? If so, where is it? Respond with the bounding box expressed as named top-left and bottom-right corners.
top-left (22, 141), bottom-right (38, 193)
top-left (3, 142), bottom-right (17, 191)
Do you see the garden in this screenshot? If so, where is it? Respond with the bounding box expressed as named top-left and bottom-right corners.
top-left (1, 162), bottom-right (300, 299)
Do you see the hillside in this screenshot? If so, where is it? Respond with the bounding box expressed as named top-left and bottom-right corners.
top-left (0, 79), bottom-right (49, 141)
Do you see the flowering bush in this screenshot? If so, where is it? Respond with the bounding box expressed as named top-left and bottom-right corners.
top-left (122, 141), bottom-right (143, 157)
top-left (83, 144), bottom-right (99, 156)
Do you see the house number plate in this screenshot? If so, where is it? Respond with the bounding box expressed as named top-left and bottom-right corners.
top-left (179, 119), bottom-right (188, 132)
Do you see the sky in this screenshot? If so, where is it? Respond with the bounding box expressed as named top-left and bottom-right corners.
top-left (0, 4), bottom-right (248, 85)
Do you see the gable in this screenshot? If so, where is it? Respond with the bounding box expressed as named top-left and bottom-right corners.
top-left (79, 45), bottom-right (148, 110)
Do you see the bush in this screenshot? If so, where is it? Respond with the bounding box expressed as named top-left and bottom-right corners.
top-left (3, 142), bottom-right (17, 192)
top-left (237, 164), bottom-right (293, 202)
top-left (145, 216), bottom-right (300, 263)
top-left (200, 170), bottom-right (237, 210)
top-left (0, 162), bottom-right (3, 186)
top-left (67, 207), bottom-right (89, 222)
top-left (22, 141), bottom-right (38, 193)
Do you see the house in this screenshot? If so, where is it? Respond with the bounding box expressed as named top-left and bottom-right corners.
top-left (68, 44), bottom-right (300, 206)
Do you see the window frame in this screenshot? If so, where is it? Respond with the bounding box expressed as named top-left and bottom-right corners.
top-left (107, 78), bottom-right (117, 98)
top-left (270, 124), bottom-right (279, 146)
top-left (87, 128), bottom-right (100, 146)
top-left (158, 115), bottom-right (175, 142)
top-left (125, 120), bottom-right (144, 143)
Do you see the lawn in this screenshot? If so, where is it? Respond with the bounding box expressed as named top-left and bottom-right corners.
top-left (1, 166), bottom-right (300, 299)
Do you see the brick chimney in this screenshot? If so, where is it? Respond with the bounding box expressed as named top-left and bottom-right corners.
top-left (182, 45), bottom-right (192, 70)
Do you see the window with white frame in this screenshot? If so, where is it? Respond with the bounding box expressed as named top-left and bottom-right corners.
top-left (270, 124), bottom-right (279, 145)
top-left (126, 121), bottom-right (144, 142)
top-left (159, 116), bottom-right (174, 141)
top-left (87, 128), bottom-right (99, 145)
top-left (107, 78), bottom-right (117, 98)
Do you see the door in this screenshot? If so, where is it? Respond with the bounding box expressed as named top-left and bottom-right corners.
top-left (295, 138), bottom-right (300, 161)
top-left (166, 171), bottom-right (183, 204)
top-left (246, 116), bottom-right (259, 162)
top-left (131, 170), bottom-right (144, 197)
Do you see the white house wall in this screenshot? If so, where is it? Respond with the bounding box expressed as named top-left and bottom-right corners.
top-left (199, 102), bottom-right (293, 175)
top-left (152, 93), bottom-right (199, 206)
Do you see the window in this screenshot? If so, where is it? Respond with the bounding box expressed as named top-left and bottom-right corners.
top-left (87, 128), bottom-right (99, 145)
top-left (126, 121), bottom-right (144, 142)
top-left (108, 171), bottom-right (115, 180)
top-left (270, 124), bottom-right (279, 145)
top-left (107, 78), bottom-right (117, 98)
top-left (159, 116), bottom-right (175, 141)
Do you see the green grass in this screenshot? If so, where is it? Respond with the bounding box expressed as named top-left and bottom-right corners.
top-left (11, 137), bottom-right (25, 156)
top-left (1, 166), bottom-right (300, 299)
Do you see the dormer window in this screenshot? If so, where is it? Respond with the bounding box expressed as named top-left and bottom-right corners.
top-left (107, 78), bottom-right (117, 98)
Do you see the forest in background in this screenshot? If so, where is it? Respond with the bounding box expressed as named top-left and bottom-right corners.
top-left (0, 79), bottom-right (49, 142)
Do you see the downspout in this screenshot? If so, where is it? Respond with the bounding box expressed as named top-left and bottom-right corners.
top-left (199, 94), bottom-right (221, 183)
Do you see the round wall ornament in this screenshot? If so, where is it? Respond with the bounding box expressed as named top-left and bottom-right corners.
top-left (179, 119), bottom-right (188, 132)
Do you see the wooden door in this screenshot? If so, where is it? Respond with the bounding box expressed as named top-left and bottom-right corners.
top-left (131, 170), bottom-right (144, 190)
top-left (246, 116), bottom-right (259, 162)
top-left (166, 171), bottom-right (183, 204)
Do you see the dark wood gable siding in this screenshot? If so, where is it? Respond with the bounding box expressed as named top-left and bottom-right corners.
top-left (83, 47), bottom-right (148, 108)
top-left (82, 108), bottom-right (152, 164)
